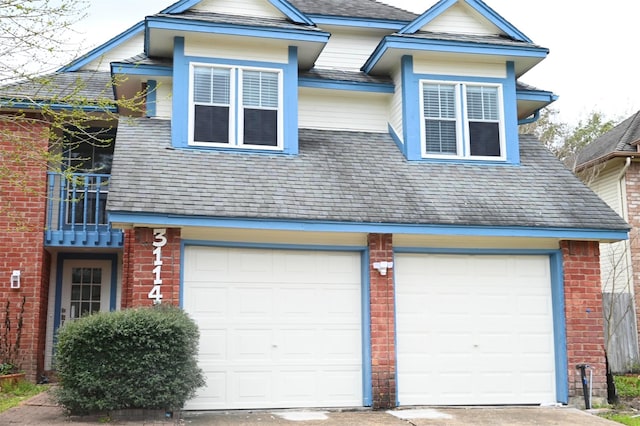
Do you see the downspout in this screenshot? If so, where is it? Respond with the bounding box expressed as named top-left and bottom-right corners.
top-left (617, 156), bottom-right (632, 183)
top-left (518, 109), bottom-right (540, 125)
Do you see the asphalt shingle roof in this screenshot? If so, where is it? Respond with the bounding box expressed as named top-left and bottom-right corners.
top-left (106, 118), bottom-right (628, 231)
top-left (287, 0), bottom-right (418, 21)
top-left (574, 111), bottom-right (640, 169)
top-left (0, 71), bottom-right (115, 103)
top-left (156, 10), bottom-right (321, 32)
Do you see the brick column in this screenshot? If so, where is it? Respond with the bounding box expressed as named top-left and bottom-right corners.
top-left (122, 227), bottom-right (181, 307)
top-left (625, 162), bottom-right (640, 348)
top-left (561, 240), bottom-right (606, 401)
top-left (0, 118), bottom-right (51, 381)
top-left (368, 233), bottom-right (396, 409)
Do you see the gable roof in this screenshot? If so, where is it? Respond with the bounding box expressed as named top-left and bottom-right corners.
top-left (574, 111), bottom-right (640, 171)
top-left (107, 118), bottom-right (628, 236)
top-left (287, 0), bottom-right (417, 22)
top-left (399, 0), bottom-right (531, 42)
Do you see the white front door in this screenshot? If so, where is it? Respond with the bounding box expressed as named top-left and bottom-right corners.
top-left (60, 260), bottom-right (112, 326)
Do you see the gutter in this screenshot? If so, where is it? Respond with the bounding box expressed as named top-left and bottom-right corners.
top-left (518, 109), bottom-right (540, 125)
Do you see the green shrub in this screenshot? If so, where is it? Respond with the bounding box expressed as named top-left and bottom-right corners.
top-left (614, 375), bottom-right (640, 399)
top-left (54, 305), bottom-right (205, 415)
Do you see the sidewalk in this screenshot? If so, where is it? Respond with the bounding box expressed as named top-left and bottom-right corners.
top-left (0, 389), bottom-right (621, 425)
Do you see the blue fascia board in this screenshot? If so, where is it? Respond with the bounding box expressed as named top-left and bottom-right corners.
top-left (108, 212), bottom-right (629, 241)
top-left (58, 21), bottom-right (145, 72)
top-left (110, 62), bottom-right (173, 77)
top-left (0, 100), bottom-right (117, 113)
top-left (363, 35), bottom-right (548, 74)
top-left (298, 77), bottom-right (394, 93)
top-left (399, 0), bottom-right (531, 43)
top-left (517, 90), bottom-right (559, 103)
top-left (306, 15), bottom-right (410, 30)
top-left (161, 0), bottom-right (314, 25)
top-left (145, 16), bottom-right (330, 43)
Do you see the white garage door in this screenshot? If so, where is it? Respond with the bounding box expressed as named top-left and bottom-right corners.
top-left (395, 254), bottom-right (556, 406)
top-left (183, 246), bottom-right (363, 410)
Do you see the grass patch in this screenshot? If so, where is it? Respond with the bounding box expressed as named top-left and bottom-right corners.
top-left (601, 412), bottom-right (640, 426)
top-left (0, 380), bottom-right (48, 413)
top-left (616, 375), bottom-right (640, 398)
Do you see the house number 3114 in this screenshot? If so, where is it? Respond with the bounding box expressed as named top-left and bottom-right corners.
top-left (148, 228), bottom-right (167, 304)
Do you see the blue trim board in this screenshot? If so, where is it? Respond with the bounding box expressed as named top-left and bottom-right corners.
top-left (53, 253), bottom-right (119, 335)
top-left (363, 35), bottom-right (548, 74)
top-left (179, 240), bottom-right (372, 406)
top-left (401, 55), bottom-right (417, 159)
top-left (109, 212), bottom-right (630, 242)
top-left (59, 22), bottom-right (145, 72)
top-left (399, 0), bottom-right (531, 42)
top-left (0, 100), bottom-right (117, 113)
top-left (298, 78), bottom-right (394, 93)
top-left (504, 61), bottom-right (520, 164)
top-left (171, 37), bottom-right (188, 147)
top-left (146, 16), bottom-right (330, 43)
top-left (517, 89), bottom-right (559, 103)
top-left (285, 46), bottom-right (299, 155)
top-left (111, 62), bottom-right (173, 77)
top-left (393, 248), bottom-right (567, 404)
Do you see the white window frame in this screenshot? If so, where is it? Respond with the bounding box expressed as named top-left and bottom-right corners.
top-left (188, 63), bottom-right (284, 150)
top-left (419, 80), bottom-right (506, 161)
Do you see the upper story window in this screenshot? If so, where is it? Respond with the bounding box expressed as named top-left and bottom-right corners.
top-left (421, 81), bottom-right (504, 160)
top-left (190, 64), bottom-right (282, 150)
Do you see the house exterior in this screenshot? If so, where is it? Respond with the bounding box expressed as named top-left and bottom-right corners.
top-left (573, 111), bottom-right (640, 372)
top-left (0, 0), bottom-right (630, 410)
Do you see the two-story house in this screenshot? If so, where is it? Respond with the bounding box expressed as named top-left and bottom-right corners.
top-left (0, 0), bottom-right (630, 410)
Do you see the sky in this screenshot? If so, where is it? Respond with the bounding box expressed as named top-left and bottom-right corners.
top-left (67, 0), bottom-right (640, 124)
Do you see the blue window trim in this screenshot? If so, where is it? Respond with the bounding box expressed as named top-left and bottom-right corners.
top-left (393, 247), bottom-right (568, 404)
top-left (146, 79), bottom-right (157, 118)
top-left (363, 35), bottom-right (548, 75)
top-left (179, 240), bottom-right (372, 406)
top-left (398, 0), bottom-right (532, 42)
top-left (172, 37), bottom-right (298, 154)
top-left (53, 253), bottom-right (118, 335)
top-left (161, 0), bottom-right (314, 25)
top-left (59, 21), bottom-right (144, 72)
top-left (401, 58), bottom-right (519, 164)
top-left (108, 212), bottom-right (629, 242)
top-left (145, 16), bottom-right (329, 44)
top-left (299, 77), bottom-right (394, 93)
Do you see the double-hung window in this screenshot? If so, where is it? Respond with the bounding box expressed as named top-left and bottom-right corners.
top-left (191, 64), bottom-right (282, 149)
top-left (421, 81), bottom-right (504, 160)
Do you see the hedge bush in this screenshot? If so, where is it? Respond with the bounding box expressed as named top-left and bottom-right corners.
top-left (54, 305), bottom-right (205, 414)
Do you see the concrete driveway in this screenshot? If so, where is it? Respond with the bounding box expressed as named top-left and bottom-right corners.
top-left (182, 407), bottom-right (619, 425)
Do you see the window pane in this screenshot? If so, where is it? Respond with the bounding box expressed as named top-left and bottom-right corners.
top-left (424, 84), bottom-right (455, 119)
top-left (425, 120), bottom-right (457, 154)
top-left (243, 71), bottom-right (278, 108)
top-left (194, 105), bottom-right (229, 143)
top-left (467, 86), bottom-right (498, 120)
top-left (469, 122), bottom-right (501, 156)
top-left (193, 67), bottom-right (211, 103)
top-left (244, 109), bottom-right (278, 146)
top-left (194, 67), bottom-right (230, 104)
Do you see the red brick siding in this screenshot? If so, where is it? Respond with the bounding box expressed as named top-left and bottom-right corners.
top-left (0, 118), bottom-right (51, 381)
top-left (561, 240), bottom-right (606, 400)
top-left (625, 162), bottom-right (640, 349)
top-left (368, 233), bottom-right (395, 409)
top-left (122, 227), bottom-right (181, 307)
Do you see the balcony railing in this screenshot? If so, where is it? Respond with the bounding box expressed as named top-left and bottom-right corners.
top-left (45, 172), bottom-right (123, 247)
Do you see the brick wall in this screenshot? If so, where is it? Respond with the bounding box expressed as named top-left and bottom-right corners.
top-left (121, 227), bottom-right (181, 308)
top-left (0, 118), bottom-right (51, 381)
top-left (368, 233), bottom-right (395, 409)
top-left (561, 240), bottom-right (607, 400)
top-left (625, 162), bottom-right (640, 349)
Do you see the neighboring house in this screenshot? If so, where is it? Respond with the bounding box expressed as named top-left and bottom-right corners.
top-left (0, 0), bottom-right (630, 410)
top-left (573, 111), bottom-right (640, 372)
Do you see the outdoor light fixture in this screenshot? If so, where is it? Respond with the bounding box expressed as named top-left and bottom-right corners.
top-left (10, 270), bottom-right (20, 289)
top-left (373, 261), bottom-right (393, 276)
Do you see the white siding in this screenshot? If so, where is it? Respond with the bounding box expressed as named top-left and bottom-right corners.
top-left (185, 34), bottom-right (288, 63)
top-left (80, 32), bottom-right (145, 71)
top-left (191, 0), bottom-right (282, 18)
top-left (390, 68), bottom-right (403, 141)
top-left (591, 167), bottom-right (632, 293)
top-left (155, 79), bottom-right (173, 119)
top-left (315, 27), bottom-right (392, 71)
top-left (299, 88), bottom-right (390, 132)
top-left (422, 3), bottom-right (498, 35)
top-left (413, 58), bottom-right (506, 78)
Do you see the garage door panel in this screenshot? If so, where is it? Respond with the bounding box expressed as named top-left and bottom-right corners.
top-left (396, 254), bottom-right (555, 406)
top-left (184, 246), bottom-right (362, 409)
